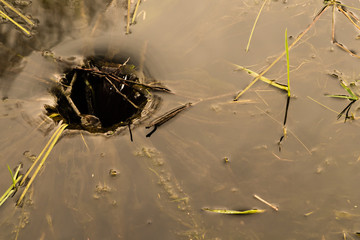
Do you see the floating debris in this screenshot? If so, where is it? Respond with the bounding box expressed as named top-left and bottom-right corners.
top-left (202, 207), bottom-right (265, 215)
top-left (146, 102), bottom-right (192, 137)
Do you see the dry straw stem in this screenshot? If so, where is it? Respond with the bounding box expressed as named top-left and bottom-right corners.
top-left (0, 9), bottom-right (30, 36)
top-left (17, 124), bottom-right (68, 206)
top-left (234, 5), bottom-right (329, 101)
top-left (126, 0), bottom-right (131, 34)
top-left (246, 0), bottom-right (268, 52)
top-left (254, 194), bottom-right (279, 211)
top-left (233, 63), bottom-right (288, 92)
top-left (131, 0), bottom-right (141, 24)
top-left (0, 0), bottom-right (34, 26)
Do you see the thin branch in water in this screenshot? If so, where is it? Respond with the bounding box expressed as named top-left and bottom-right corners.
top-left (104, 76), bottom-right (139, 109)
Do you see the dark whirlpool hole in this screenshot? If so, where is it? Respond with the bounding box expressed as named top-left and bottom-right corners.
top-left (45, 56), bottom-right (159, 134)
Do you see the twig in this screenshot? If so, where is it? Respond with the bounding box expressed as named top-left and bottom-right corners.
top-left (104, 76), bottom-right (139, 109)
top-left (253, 194), bottom-right (279, 211)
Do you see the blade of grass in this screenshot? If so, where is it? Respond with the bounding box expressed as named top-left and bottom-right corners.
top-left (279, 28), bottom-right (292, 150)
top-left (20, 123), bottom-right (64, 186)
top-left (126, 0), bottom-right (131, 34)
top-left (0, 9), bottom-right (30, 36)
top-left (246, 0), bottom-right (268, 52)
top-left (285, 28), bottom-right (290, 97)
top-left (0, 0), bottom-right (34, 26)
top-left (339, 80), bottom-right (358, 100)
top-left (202, 208), bottom-right (265, 215)
top-left (232, 64), bottom-right (288, 91)
top-left (0, 164), bottom-right (23, 207)
top-left (234, 4), bottom-right (329, 100)
top-left (0, 175), bottom-right (22, 206)
top-left (7, 165), bottom-right (15, 188)
top-left (131, 0), bottom-right (141, 24)
top-left (17, 124), bottom-right (67, 206)
top-left (325, 94), bottom-right (358, 100)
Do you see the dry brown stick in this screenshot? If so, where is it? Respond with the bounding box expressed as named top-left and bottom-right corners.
top-left (234, 4), bottom-right (329, 101)
top-left (104, 76), bottom-right (139, 109)
top-left (254, 194), bottom-right (279, 211)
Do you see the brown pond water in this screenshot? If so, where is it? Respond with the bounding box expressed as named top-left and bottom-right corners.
top-left (1, 0), bottom-right (360, 239)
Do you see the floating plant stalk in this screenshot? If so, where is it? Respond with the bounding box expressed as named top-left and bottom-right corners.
top-left (233, 64), bottom-right (288, 92)
top-left (131, 0), bottom-right (141, 24)
top-left (0, 164), bottom-right (22, 206)
top-left (0, 9), bottom-right (30, 36)
top-left (126, 0), bottom-right (131, 34)
top-left (202, 207), bottom-right (265, 215)
top-left (17, 123), bottom-right (68, 206)
top-left (245, 0), bottom-right (268, 52)
top-left (278, 28), bottom-right (291, 150)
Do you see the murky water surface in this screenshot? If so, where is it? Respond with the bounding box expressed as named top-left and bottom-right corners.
top-left (1, 0), bottom-right (360, 239)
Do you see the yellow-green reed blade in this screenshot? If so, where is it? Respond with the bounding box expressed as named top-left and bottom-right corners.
top-left (202, 208), bottom-right (265, 215)
top-left (0, 0), bottom-right (34, 26)
top-left (0, 9), bottom-right (30, 36)
top-left (285, 28), bottom-right (290, 97)
top-left (17, 124), bottom-right (67, 206)
top-left (233, 63), bottom-right (288, 91)
top-left (131, 0), bottom-right (141, 24)
top-left (246, 0), bottom-right (268, 52)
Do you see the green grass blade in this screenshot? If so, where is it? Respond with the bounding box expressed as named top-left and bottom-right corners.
top-left (246, 0), bottom-right (268, 52)
top-left (325, 94), bottom-right (358, 100)
top-left (285, 28), bottom-right (291, 97)
top-left (233, 64), bottom-right (288, 91)
top-left (0, 175), bottom-right (22, 207)
top-left (339, 80), bottom-right (358, 99)
top-left (7, 165), bottom-right (15, 188)
top-left (202, 208), bottom-right (265, 215)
